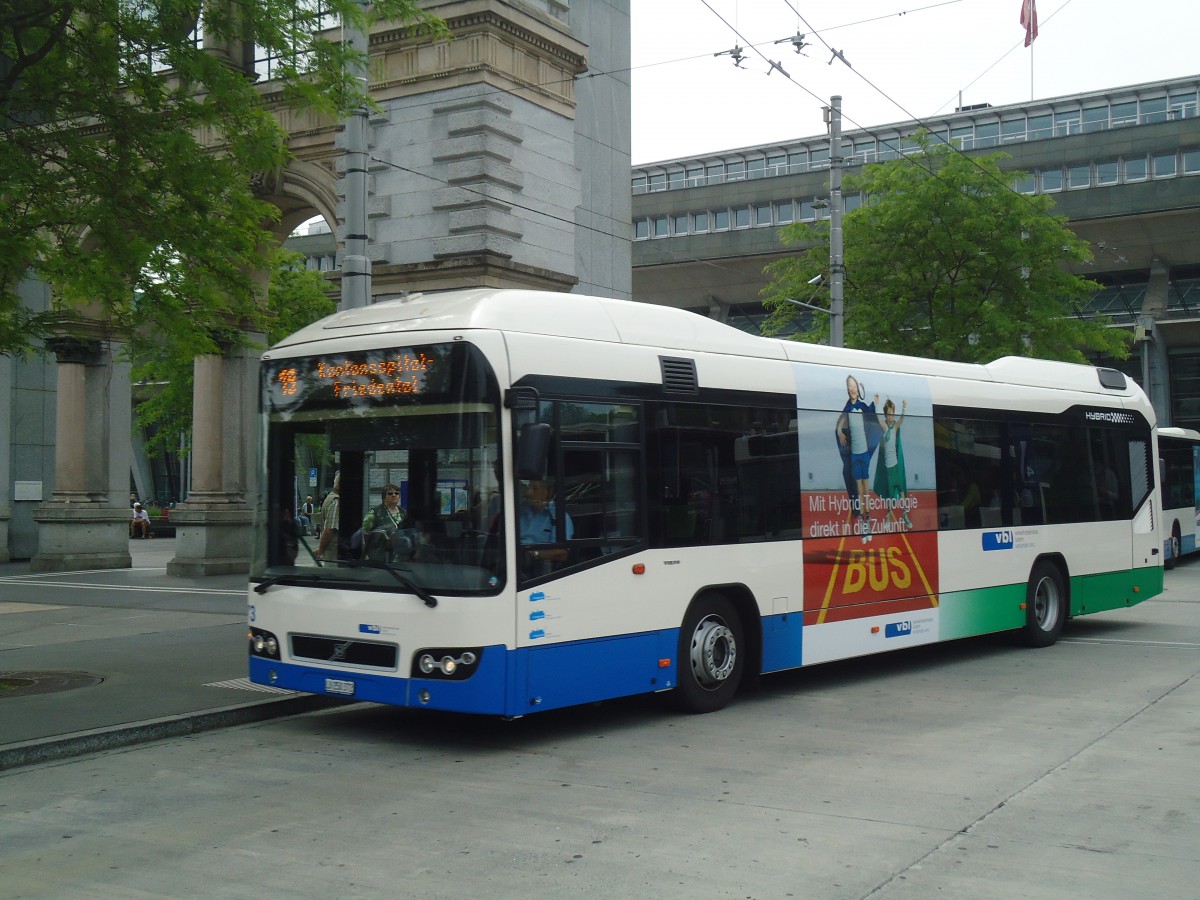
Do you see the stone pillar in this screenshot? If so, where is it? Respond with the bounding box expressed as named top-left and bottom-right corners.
top-left (0, 350), bottom-right (11, 563)
top-left (166, 349), bottom-right (255, 576)
top-left (31, 338), bottom-right (132, 572)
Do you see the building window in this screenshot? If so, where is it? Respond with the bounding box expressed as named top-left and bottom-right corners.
top-left (754, 204), bottom-right (772, 226)
top-left (1142, 97), bottom-right (1168, 123)
top-left (1082, 105), bottom-right (1109, 133)
top-left (767, 154), bottom-right (787, 174)
top-left (649, 173), bottom-right (666, 192)
top-left (1183, 148), bottom-right (1200, 174)
top-left (686, 166), bottom-right (704, 186)
top-left (950, 125), bottom-right (973, 149)
top-left (1041, 168), bottom-right (1063, 192)
top-left (1171, 92), bottom-right (1198, 119)
top-left (776, 200), bottom-right (794, 224)
top-left (844, 193), bottom-right (863, 213)
top-left (634, 219), bottom-right (649, 239)
top-left (1124, 156), bottom-right (1148, 181)
top-left (1054, 110), bottom-right (1081, 136)
top-left (1013, 173), bottom-right (1036, 194)
top-left (652, 216), bottom-right (668, 237)
top-left (713, 209), bottom-right (730, 230)
top-left (733, 207), bottom-right (750, 228)
top-left (974, 122), bottom-right (1000, 148)
top-left (799, 200), bottom-right (817, 221)
top-left (1027, 114), bottom-right (1053, 140)
top-left (1001, 118), bottom-right (1027, 143)
top-left (1154, 151), bottom-right (1177, 178)
top-left (632, 176), bottom-right (647, 194)
top-left (673, 214), bottom-right (689, 235)
top-left (693, 211), bottom-right (709, 232)
top-left (668, 171), bottom-right (685, 190)
top-left (810, 148), bottom-right (830, 169)
top-left (747, 158), bottom-right (766, 179)
top-left (1095, 159), bottom-right (1118, 185)
top-left (788, 150), bottom-right (808, 172)
top-left (706, 163), bottom-right (724, 183)
top-left (1110, 100), bottom-right (1138, 126)
top-left (726, 161), bottom-right (746, 181)
top-left (1068, 163), bottom-right (1091, 189)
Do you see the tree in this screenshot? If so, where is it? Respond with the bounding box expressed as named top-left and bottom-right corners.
top-left (761, 138), bottom-right (1129, 364)
top-left (131, 249), bottom-right (337, 461)
top-left (1, 1), bottom-right (445, 358)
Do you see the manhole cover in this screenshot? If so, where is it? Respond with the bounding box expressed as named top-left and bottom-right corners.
top-left (0, 671), bottom-right (104, 698)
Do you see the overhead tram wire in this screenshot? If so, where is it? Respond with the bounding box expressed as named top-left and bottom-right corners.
top-left (691, 0), bottom-right (1084, 228)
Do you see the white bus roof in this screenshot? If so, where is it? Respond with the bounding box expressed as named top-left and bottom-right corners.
top-left (269, 288), bottom-right (1136, 398)
top-left (1158, 426), bottom-right (1200, 440)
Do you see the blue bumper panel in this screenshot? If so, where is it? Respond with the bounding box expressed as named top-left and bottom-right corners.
top-left (249, 646), bottom-right (509, 715)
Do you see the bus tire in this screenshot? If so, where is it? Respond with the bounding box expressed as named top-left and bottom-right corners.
top-left (674, 595), bottom-right (744, 714)
top-left (1165, 523), bottom-right (1181, 570)
top-left (1020, 560), bottom-right (1067, 648)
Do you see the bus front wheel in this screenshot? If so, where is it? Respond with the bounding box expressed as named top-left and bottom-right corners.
top-left (1020, 561), bottom-right (1067, 648)
top-left (674, 595), bottom-right (744, 713)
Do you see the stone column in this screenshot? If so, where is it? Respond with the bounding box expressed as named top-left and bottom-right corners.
top-left (0, 350), bottom-right (11, 563)
top-left (31, 338), bottom-right (132, 571)
top-left (166, 350), bottom-right (255, 576)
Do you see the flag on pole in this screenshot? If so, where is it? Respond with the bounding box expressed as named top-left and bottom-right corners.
top-left (1020, 0), bottom-right (1039, 47)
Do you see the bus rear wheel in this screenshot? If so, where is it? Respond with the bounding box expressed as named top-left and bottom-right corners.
top-left (675, 595), bottom-right (744, 713)
top-left (1165, 523), bottom-right (1181, 570)
top-left (1020, 561), bottom-right (1066, 648)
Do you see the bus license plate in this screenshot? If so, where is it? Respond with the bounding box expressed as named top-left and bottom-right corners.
top-left (325, 678), bottom-right (355, 696)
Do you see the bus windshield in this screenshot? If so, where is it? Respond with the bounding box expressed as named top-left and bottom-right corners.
top-left (253, 341), bottom-right (504, 596)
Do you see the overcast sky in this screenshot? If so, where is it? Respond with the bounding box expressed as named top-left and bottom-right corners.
top-left (630, 0), bottom-right (1200, 164)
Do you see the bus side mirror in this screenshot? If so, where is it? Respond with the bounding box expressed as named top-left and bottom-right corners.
top-left (516, 423), bottom-right (552, 480)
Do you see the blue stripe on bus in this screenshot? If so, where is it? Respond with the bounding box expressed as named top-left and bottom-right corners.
top-left (251, 615), bottom-right (807, 716)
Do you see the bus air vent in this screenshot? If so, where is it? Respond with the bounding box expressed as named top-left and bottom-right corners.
top-left (1097, 368), bottom-right (1127, 390)
top-left (660, 356), bottom-right (699, 394)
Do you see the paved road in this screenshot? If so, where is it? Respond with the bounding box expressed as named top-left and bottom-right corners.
top-left (0, 545), bottom-right (1197, 898)
top-left (0, 539), bottom-right (336, 768)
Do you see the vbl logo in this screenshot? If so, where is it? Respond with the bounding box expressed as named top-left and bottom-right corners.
top-left (982, 530), bottom-right (1014, 551)
top-left (884, 621), bottom-right (912, 638)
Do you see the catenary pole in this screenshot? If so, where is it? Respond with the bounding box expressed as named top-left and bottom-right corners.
top-left (341, 3), bottom-right (372, 309)
top-left (828, 95), bottom-right (845, 348)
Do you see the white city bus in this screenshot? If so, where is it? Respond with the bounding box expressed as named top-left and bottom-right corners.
top-left (1157, 426), bottom-right (1200, 567)
top-left (248, 289), bottom-right (1163, 715)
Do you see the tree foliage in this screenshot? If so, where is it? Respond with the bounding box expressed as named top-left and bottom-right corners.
top-left (761, 138), bottom-right (1128, 364)
top-left (1, 0), bottom-right (445, 358)
top-left (132, 249), bottom-right (337, 459)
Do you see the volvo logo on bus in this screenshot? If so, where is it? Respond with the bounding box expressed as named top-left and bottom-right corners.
top-left (982, 530), bottom-right (1014, 551)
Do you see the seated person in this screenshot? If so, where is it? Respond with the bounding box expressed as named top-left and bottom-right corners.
top-left (518, 478), bottom-right (573, 572)
top-left (130, 502), bottom-right (151, 539)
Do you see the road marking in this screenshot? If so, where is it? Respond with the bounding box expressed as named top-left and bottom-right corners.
top-left (0, 578), bottom-right (243, 597)
top-left (0, 601), bottom-right (67, 614)
top-left (205, 677), bottom-right (296, 694)
top-left (1063, 637), bottom-right (1200, 649)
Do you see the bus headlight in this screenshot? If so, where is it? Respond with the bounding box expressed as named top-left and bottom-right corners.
top-left (249, 627), bottom-right (281, 660)
top-left (413, 648), bottom-right (480, 680)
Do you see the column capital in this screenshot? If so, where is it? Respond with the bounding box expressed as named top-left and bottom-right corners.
top-left (45, 337), bottom-right (103, 365)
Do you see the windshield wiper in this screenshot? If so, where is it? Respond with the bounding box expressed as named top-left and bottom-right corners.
top-left (342, 559), bottom-right (438, 608)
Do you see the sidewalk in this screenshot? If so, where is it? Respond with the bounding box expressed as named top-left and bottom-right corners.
top-left (0, 538), bottom-right (341, 771)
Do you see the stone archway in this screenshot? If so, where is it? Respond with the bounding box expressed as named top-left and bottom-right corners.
top-left (25, 2), bottom-right (629, 574)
